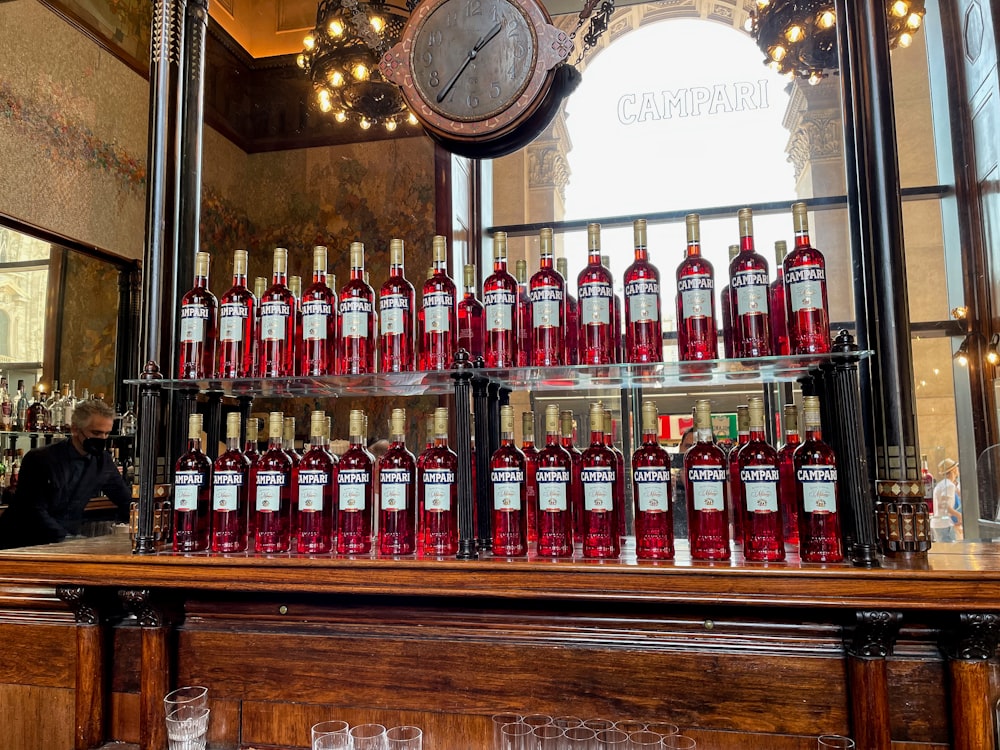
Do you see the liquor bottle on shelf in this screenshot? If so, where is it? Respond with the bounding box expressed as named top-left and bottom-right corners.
top-left (14, 380), bottom-right (27, 431)
top-left (632, 401), bottom-right (673, 560)
top-left (794, 396), bottom-right (843, 562)
top-left (0, 379), bottom-right (12, 430)
top-left (624, 219), bottom-right (663, 363)
top-left (252, 411), bottom-right (293, 553)
top-left (769, 241), bottom-right (790, 356)
top-left (490, 404), bottom-right (528, 557)
top-left (603, 408), bottom-right (627, 538)
top-left (515, 259), bottom-right (532, 367)
top-left (296, 410), bottom-right (335, 554)
top-left (119, 400), bottom-right (137, 436)
top-left (300, 245), bottom-right (338, 376)
top-left (252, 276), bottom-right (267, 376)
top-left (289, 274), bottom-right (303, 372)
top-left (44, 381), bottom-right (60, 432)
top-left (25, 385), bottom-right (48, 432)
top-left (174, 412), bottom-right (212, 553)
top-left (580, 402), bottom-right (619, 559)
top-left (521, 411), bottom-right (539, 544)
top-left (253, 277), bottom-right (267, 301)
top-left (211, 411), bottom-right (250, 553)
top-left (338, 242), bottom-right (377, 375)
top-left (283, 417), bottom-right (301, 465)
top-left (179, 251), bottom-right (219, 379)
top-left (561, 409), bottom-right (584, 545)
top-left (378, 407), bottom-right (416, 556)
top-left (729, 404), bottom-right (750, 544)
top-left (535, 404), bottom-right (573, 557)
top-left (529, 228), bottom-right (566, 366)
top-left (600, 254), bottom-right (624, 362)
top-left (457, 264), bottom-right (485, 361)
top-left (578, 223), bottom-right (616, 365)
top-left (259, 248), bottom-right (298, 377)
top-left (378, 238), bottom-right (416, 373)
top-left (685, 399), bottom-right (731, 560)
top-left (420, 235), bottom-right (457, 371)
top-left (243, 418), bottom-right (260, 466)
top-left (777, 404), bottom-right (801, 547)
top-left (54, 383), bottom-right (71, 433)
top-left (738, 396), bottom-right (785, 562)
top-left (336, 409), bottom-right (374, 554)
top-left (61, 381), bottom-right (78, 432)
top-left (483, 231), bottom-right (518, 368)
top-left (730, 208), bottom-right (772, 358)
top-left (218, 249), bottom-right (256, 378)
top-left (921, 454), bottom-right (934, 514)
top-left (676, 213), bottom-right (719, 361)
top-left (419, 406), bottom-right (458, 556)
top-left (784, 202), bottom-right (832, 354)
top-left (556, 256), bottom-right (579, 365)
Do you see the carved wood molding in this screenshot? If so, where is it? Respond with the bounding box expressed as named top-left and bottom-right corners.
top-left (845, 610), bottom-right (903, 659)
top-left (940, 612), bottom-right (1000, 661)
top-left (119, 588), bottom-right (177, 628)
top-left (56, 586), bottom-right (102, 625)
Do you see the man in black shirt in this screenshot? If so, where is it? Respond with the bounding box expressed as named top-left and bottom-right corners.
top-left (0, 398), bottom-right (131, 549)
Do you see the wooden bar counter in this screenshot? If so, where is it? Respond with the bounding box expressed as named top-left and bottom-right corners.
top-left (0, 535), bottom-right (997, 749)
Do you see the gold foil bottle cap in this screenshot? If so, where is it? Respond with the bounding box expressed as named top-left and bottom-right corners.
top-left (560, 409), bottom-right (574, 438)
top-left (493, 231), bottom-right (508, 259)
top-left (464, 264), bottom-right (476, 288)
top-left (390, 408), bottom-right (406, 436)
top-left (254, 277), bottom-right (267, 298)
top-left (310, 410), bottom-right (326, 438)
top-left (775, 240), bottom-right (788, 265)
top-left (633, 219), bottom-right (647, 248)
top-left (434, 407), bottom-right (449, 437)
top-left (641, 401), bottom-right (658, 433)
top-left (188, 412), bottom-right (203, 440)
top-left (313, 246), bottom-right (328, 274)
top-left (350, 242), bottom-right (365, 269)
top-left (588, 223), bottom-right (601, 252)
top-left (349, 409), bottom-right (364, 439)
top-left (268, 411), bottom-right (284, 440)
top-left (539, 228), bottom-right (553, 256)
top-left (685, 213), bottom-right (700, 244)
top-left (195, 251), bottom-right (211, 278)
top-left (736, 405), bottom-right (749, 433)
top-left (283, 417), bottom-right (296, 443)
top-left (747, 396), bottom-right (765, 430)
top-left (515, 259), bottom-right (527, 283)
top-left (226, 411), bottom-right (241, 440)
top-left (273, 247), bottom-right (288, 274)
top-left (289, 276), bottom-right (302, 299)
top-left (728, 244), bottom-right (739, 262)
top-left (792, 201), bottom-right (809, 233)
top-left (694, 399), bottom-right (712, 430)
top-left (603, 408), bottom-right (614, 436)
top-left (247, 417), bottom-right (259, 442)
top-left (233, 249), bottom-right (248, 275)
top-left (500, 405), bottom-right (514, 433)
top-left (522, 411), bottom-right (535, 440)
top-left (432, 235), bottom-right (448, 263)
top-left (738, 208), bottom-right (753, 238)
top-left (389, 238), bottom-right (404, 266)
top-left (783, 404), bottom-right (798, 433)
top-left (589, 402), bottom-right (604, 434)
top-left (803, 395), bottom-right (821, 427)
top-left (545, 404), bottom-right (560, 434)
top-left (425, 412), bottom-right (435, 442)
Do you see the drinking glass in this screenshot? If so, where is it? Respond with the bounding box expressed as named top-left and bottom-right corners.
top-left (313, 720), bottom-right (351, 750)
top-left (817, 736), bottom-right (855, 749)
top-left (595, 729), bottom-right (629, 748)
top-left (493, 713), bottom-right (523, 750)
top-left (645, 722), bottom-right (679, 738)
top-left (314, 736), bottom-right (352, 750)
top-left (386, 725), bottom-right (423, 750)
top-left (501, 722), bottom-right (533, 750)
top-left (627, 731), bottom-right (663, 749)
top-left (583, 719), bottom-right (615, 732)
top-left (350, 723), bottom-right (388, 750)
top-left (163, 686), bottom-right (208, 714)
top-left (532, 724), bottom-right (564, 750)
top-left (165, 706), bottom-right (210, 750)
top-left (662, 736), bottom-right (696, 749)
top-left (522, 714), bottom-right (553, 728)
top-left (614, 721), bottom-right (646, 734)
top-left (553, 716), bottom-right (584, 730)
top-left (564, 727), bottom-right (598, 750)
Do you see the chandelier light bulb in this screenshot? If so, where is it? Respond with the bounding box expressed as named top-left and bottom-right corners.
top-left (954, 340), bottom-right (970, 367)
top-left (785, 24), bottom-right (804, 42)
top-left (770, 44), bottom-right (787, 61)
top-left (335, 110), bottom-right (348, 123)
top-left (906, 12), bottom-right (922, 29)
top-left (319, 98), bottom-right (333, 113)
top-left (898, 32), bottom-right (913, 47)
top-left (891, 0), bottom-right (909, 17)
top-left (385, 119), bottom-right (398, 131)
top-left (756, 0), bottom-right (769, 8)
top-left (329, 19), bottom-right (345, 37)
top-left (296, 53), bottom-right (307, 69)
top-left (304, 33), bottom-right (316, 50)
top-left (407, 112), bottom-right (418, 125)
top-left (817, 9), bottom-right (836, 29)
top-left (360, 117), bottom-right (372, 130)
top-left (370, 15), bottom-right (386, 33)
top-left (318, 87), bottom-right (332, 105)
top-left (353, 63), bottom-right (370, 81)
top-left (808, 71), bottom-right (822, 85)
top-left (329, 70), bottom-right (345, 87)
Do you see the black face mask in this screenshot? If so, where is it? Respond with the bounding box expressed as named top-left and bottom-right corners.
top-left (82, 437), bottom-right (107, 456)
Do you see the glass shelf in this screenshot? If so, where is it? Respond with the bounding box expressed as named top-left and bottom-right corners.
top-left (125, 352), bottom-right (870, 398)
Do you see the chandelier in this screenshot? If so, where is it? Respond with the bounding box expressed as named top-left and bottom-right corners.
top-left (750, 0), bottom-right (926, 85)
top-left (297, 0), bottom-right (418, 130)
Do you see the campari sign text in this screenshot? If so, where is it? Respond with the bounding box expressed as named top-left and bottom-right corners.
top-left (617, 80), bottom-right (770, 125)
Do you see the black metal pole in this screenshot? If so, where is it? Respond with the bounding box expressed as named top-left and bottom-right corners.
top-left (452, 350), bottom-right (477, 559)
top-left (473, 377), bottom-right (491, 551)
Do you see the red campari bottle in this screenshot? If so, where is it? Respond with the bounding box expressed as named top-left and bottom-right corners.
top-left (483, 231), bottom-right (519, 368)
top-left (418, 407), bottom-right (459, 556)
top-left (211, 412), bottom-right (250, 553)
top-left (378, 238), bottom-right (416, 373)
top-left (676, 213), bottom-right (719, 361)
top-left (458, 264), bottom-right (485, 361)
top-left (529, 228), bottom-right (566, 366)
top-left (295, 411), bottom-right (335, 554)
top-left (217, 249), bottom-right (256, 378)
top-left (535, 405), bottom-right (573, 557)
top-left (728, 404), bottom-right (749, 544)
top-left (720, 244), bottom-right (739, 359)
top-left (243, 417), bottom-right (260, 466)
top-left (580, 402), bottom-right (619, 559)
top-left (578, 223), bottom-right (616, 365)
top-left (557, 256), bottom-right (579, 365)
top-left (300, 245), bottom-right (338, 376)
top-left (624, 219), bottom-right (663, 363)
top-left (178, 251), bottom-right (218, 379)
top-left (776, 404), bottom-right (801, 548)
top-left (490, 405), bottom-right (528, 557)
top-left (685, 399), bottom-right (731, 560)
top-left (289, 275), bottom-right (303, 372)
top-left (632, 401), bottom-right (674, 560)
top-left (378, 407), bottom-right (416, 556)
top-left (336, 409), bottom-right (373, 554)
top-left (784, 202), bottom-right (832, 354)
top-left (252, 276), bottom-right (266, 376)
top-left (259, 248), bottom-right (298, 377)
top-left (514, 259), bottom-right (532, 367)
top-left (521, 410), bottom-right (539, 544)
top-left (795, 396), bottom-right (843, 562)
top-left (561, 409), bottom-right (584, 545)
top-left (729, 208), bottom-right (772, 358)
top-left (603, 408), bottom-right (627, 540)
top-left (738, 396), bottom-right (785, 561)
top-left (252, 412), bottom-right (293, 553)
top-left (602, 254), bottom-right (623, 362)
top-left (338, 242), bottom-right (377, 375)
top-left (769, 240), bottom-right (790, 356)
top-left (173, 412), bottom-right (212, 552)
top-left (420, 235), bottom-right (458, 371)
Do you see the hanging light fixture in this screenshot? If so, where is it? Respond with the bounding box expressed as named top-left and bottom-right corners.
top-left (749, 0), bottom-right (926, 84)
top-left (298, 0), bottom-right (412, 130)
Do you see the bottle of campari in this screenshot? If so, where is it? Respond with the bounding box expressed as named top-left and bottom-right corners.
top-left (535, 405), bottom-right (573, 557)
top-left (378, 239), bottom-right (416, 373)
top-left (580, 402), bottom-right (619, 558)
top-left (178, 251), bottom-right (218, 379)
top-left (632, 401), bottom-right (674, 559)
top-left (419, 407), bottom-right (458, 556)
top-left (244, 417), bottom-right (260, 466)
top-left (730, 208), bottom-right (771, 358)
top-left (529, 228), bottom-right (566, 366)
top-left (211, 412), bottom-right (250, 553)
top-left (577, 223), bottom-right (616, 365)
top-left (339, 242), bottom-right (377, 375)
top-left (296, 410), bottom-right (335, 554)
top-left (603, 408), bottom-right (627, 539)
top-left (300, 245), bottom-right (338, 376)
top-left (685, 399), bottom-right (731, 560)
top-left (521, 410), bottom-right (539, 544)
top-left (624, 219), bottom-right (662, 363)
top-left (289, 275), bottom-right (303, 370)
top-left (483, 231), bottom-right (518, 368)
top-left (557, 256), bottom-right (579, 365)
top-left (515, 259), bottom-right (532, 367)
top-left (794, 396), bottom-right (843, 562)
top-left (602, 254), bottom-right (623, 362)
top-left (738, 396), bottom-right (785, 561)
top-left (490, 404), bottom-right (528, 557)
top-left (676, 213), bottom-right (718, 361)
top-left (729, 404), bottom-right (750, 545)
top-left (174, 412), bottom-right (211, 552)
top-left (776, 404), bottom-right (801, 548)
top-left (218, 249), bottom-right (255, 378)
top-left (253, 412), bottom-right (293, 553)
top-left (259, 248), bottom-right (298, 377)
top-left (720, 244), bottom-right (739, 359)
top-left (252, 276), bottom-right (266, 375)
top-left (784, 202), bottom-right (831, 354)
top-left (561, 409), bottom-right (584, 545)
top-left (378, 407), bottom-right (416, 556)
top-left (336, 409), bottom-right (373, 554)
top-left (770, 241), bottom-right (790, 356)
top-left (457, 264), bottom-right (485, 361)
top-left (421, 236), bottom-right (457, 371)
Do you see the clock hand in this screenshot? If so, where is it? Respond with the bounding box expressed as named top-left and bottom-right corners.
top-left (436, 21), bottom-right (503, 104)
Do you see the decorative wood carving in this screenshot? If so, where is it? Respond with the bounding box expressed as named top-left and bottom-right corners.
top-left (57, 586), bottom-right (100, 625)
top-left (845, 610), bottom-right (902, 659)
top-left (940, 612), bottom-right (1000, 661)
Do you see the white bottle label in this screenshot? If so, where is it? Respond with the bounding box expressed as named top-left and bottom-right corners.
top-left (337, 469), bottom-right (370, 510)
top-left (679, 273), bottom-right (713, 320)
top-left (625, 279), bottom-right (659, 323)
top-left (301, 301), bottom-right (332, 341)
top-left (174, 470), bottom-right (203, 511)
top-left (797, 465), bottom-right (838, 513)
top-left (380, 294), bottom-right (408, 336)
top-left (732, 270), bottom-right (769, 317)
top-left (741, 465), bottom-right (780, 512)
top-left (484, 290), bottom-right (516, 333)
top-left (340, 298), bottom-right (371, 339)
top-left (579, 281), bottom-right (613, 326)
top-left (423, 468), bottom-right (455, 511)
top-left (633, 466), bottom-right (670, 512)
top-left (687, 464), bottom-right (726, 511)
top-left (423, 291), bottom-right (453, 333)
top-left (219, 303), bottom-right (247, 343)
top-left (786, 264), bottom-right (826, 313)
top-left (536, 466), bottom-right (569, 511)
top-left (180, 304), bottom-right (208, 344)
top-left (491, 468), bottom-right (524, 511)
top-left (380, 468), bottom-right (411, 510)
top-left (260, 301), bottom-right (290, 341)
top-left (581, 467), bottom-right (615, 512)
top-left (255, 470), bottom-right (284, 512)
top-left (212, 470), bottom-right (243, 511)
top-left (297, 470), bottom-right (328, 511)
